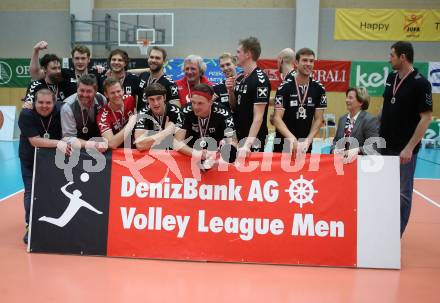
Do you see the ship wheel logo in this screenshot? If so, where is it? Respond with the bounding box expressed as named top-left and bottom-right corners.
top-left (285, 175), bottom-right (318, 208)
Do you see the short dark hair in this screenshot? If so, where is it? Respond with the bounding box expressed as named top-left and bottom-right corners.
top-left (239, 37), bottom-right (261, 61)
top-left (193, 83), bottom-right (214, 96)
top-left (35, 88), bottom-right (56, 103)
top-left (296, 48), bottom-right (315, 61)
top-left (391, 41), bottom-right (414, 63)
top-left (78, 74), bottom-right (98, 88)
top-left (346, 87), bottom-right (370, 110)
top-left (71, 45), bottom-right (91, 58)
top-left (144, 83), bottom-right (167, 98)
top-left (108, 49), bottom-right (129, 70)
top-left (148, 46), bottom-right (167, 61)
top-left (103, 77), bottom-right (121, 93)
top-left (40, 54), bottom-right (61, 69)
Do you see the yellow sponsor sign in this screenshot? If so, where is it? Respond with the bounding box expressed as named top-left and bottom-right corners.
top-left (335, 9), bottom-right (440, 41)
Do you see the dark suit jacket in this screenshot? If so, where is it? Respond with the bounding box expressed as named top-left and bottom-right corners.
top-left (331, 110), bottom-right (379, 154)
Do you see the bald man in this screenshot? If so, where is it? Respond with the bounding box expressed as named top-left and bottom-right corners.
top-left (277, 48), bottom-right (296, 80)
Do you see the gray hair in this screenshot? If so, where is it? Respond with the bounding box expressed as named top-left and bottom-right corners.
top-left (183, 54), bottom-right (207, 75)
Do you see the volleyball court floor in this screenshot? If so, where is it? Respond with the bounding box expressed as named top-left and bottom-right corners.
top-left (0, 140), bottom-right (438, 302)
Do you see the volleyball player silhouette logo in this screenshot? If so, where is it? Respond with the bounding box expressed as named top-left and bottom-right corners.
top-left (38, 173), bottom-right (102, 228)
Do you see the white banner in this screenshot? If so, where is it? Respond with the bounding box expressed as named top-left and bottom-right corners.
top-left (0, 106), bottom-right (16, 141)
top-left (428, 62), bottom-right (440, 94)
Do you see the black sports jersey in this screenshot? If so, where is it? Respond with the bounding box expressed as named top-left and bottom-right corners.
top-left (23, 79), bottom-right (67, 104)
top-left (234, 67), bottom-right (271, 150)
top-left (18, 105), bottom-right (62, 165)
top-left (181, 103), bottom-right (236, 150)
top-left (137, 72), bottom-right (179, 110)
top-left (135, 102), bottom-right (183, 150)
top-left (135, 102), bottom-right (183, 131)
top-left (273, 76), bottom-right (327, 152)
top-left (101, 72), bottom-right (141, 101)
top-left (61, 68), bottom-right (103, 97)
top-left (380, 69), bottom-right (432, 154)
top-left (213, 81), bottom-right (232, 111)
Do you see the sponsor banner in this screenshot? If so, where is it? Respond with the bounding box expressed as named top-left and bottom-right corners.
top-left (107, 150), bottom-right (357, 266)
top-left (257, 59), bottom-right (351, 92)
top-left (349, 61), bottom-right (428, 97)
top-left (335, 9), bottom-right (440, 41)
top-left (257, 59), bottom-right (283, 90)
top-left (428, 62), bottom-right (440, 94)
top-left (29, 148), bottom-right (112, 255)
top-left (313, 60), bottom-right (351, 92)
top-left (30, 148), bottom-right (358, 266)
top-left (0, 59), bottom-right (31, 88)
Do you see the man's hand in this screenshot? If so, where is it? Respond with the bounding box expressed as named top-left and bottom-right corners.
top-left (225, 76), bottom-right (235, 92)
top-left (22, 101), bottom-right (33, 109)
top-left (296, 139), bottom-right (310, 156)
top-left (57, 140), bottom-right (72, 156)
top-left (400, 146), bottom-right (413, 164)
top-left (34, 41), bottom-right (48, 51)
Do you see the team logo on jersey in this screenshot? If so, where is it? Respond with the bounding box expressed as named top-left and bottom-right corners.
top-left (290, 100), bottom-right (298, 107)
top-left (257, 87), bottom-right (268, 98)
top-left (308, 97), bottom-right (312, 104)
top-left (171, 86), bottom-right (178, 96)
top-left (320, 95), bottom-right (328, 105)
top-left (139, 80), bottom-right (146, 88)
top-left (225, 117), bottom-right (234, 128)
top-left (126, 86), bottom-right (132, 95)
top-left (275, 96), bottom-right (283, 106)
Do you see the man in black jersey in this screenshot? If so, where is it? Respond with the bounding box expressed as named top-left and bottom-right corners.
top-left (134, 83), bottom-right (183, 151)
top-left (231, 37), bottom-right (271, 155)
top-left (24, 53), bottom-right (66, 104)
top-left (175, 83), bottom-right (237, 161)
top-left (137, 46), bottom-right (180, 110)
top-left (213, 52), bottom-right (237, 111)
top-left (380, 41), bottom-right (433, 236)
top-left (29, 41), bottom-right (104, 97)
top-left (272, 48), bottom-right (326, 154)
top-left (101, 49), bottom-right (141, 102)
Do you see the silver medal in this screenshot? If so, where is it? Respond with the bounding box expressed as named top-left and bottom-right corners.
top-left (298, 106), bottom-right (305, 114)
top-left (43, 132), bottom-right (50, 139)
top-left (390, 97), bottom-right (396, 104)
top-left (200, 140), bottom-right (207, 148)
top-left (82, 126), bottom-right (89, 134)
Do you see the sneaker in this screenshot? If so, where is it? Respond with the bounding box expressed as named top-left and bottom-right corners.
top-left (23, 225), bottom-right (28, 245)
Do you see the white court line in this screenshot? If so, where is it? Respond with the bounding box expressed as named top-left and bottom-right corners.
top-left (414, 189), bottom-right (440, 208)
top-left (0, 189), bottom-right (24, 202)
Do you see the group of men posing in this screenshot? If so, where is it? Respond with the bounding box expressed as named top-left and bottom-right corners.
top-left (19, 37), bottom-right (433, 242)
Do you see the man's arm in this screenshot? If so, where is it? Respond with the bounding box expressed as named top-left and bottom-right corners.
top-left (101, 114), bottom-right (137, 149)
top-left (400, 111), bottom-right (432, 164)
top-left (30, 41), bottom-right (47, 80)
top-left (134, 120), bottom-right (176, 151)
top-left (127, 68), bottom-right (150, 75)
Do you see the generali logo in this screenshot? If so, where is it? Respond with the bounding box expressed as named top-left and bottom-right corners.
top-left (403, 13), bottom-right (423, 38)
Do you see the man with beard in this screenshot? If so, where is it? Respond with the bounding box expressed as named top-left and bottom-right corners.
top-left (134, 83), bottom-right (183, 151)
top-left (213, 52), bottom-right (237, 111)
top-left (176, 55), bottom-right (213, 106)
top-left (230, 37), bottom-right (271, 155)
top-left (61, 74), bottom-right (107, 152)
top-left (379, 41), bottom-right (432, 236)
top-left (272, 48), bottom-right (327, 154)
top-left (137, 46), bottom-right (180, 110)
top-left (101, 49), bottom-right (141, 102)
top-left (18, 89), bottom-right (71, 244)
top-left (97, 78), bottom-right (138, 149)
top-left (24, 54), bottom-right (66, 104)
top-left (29, 41), bottom-right (104, 96)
